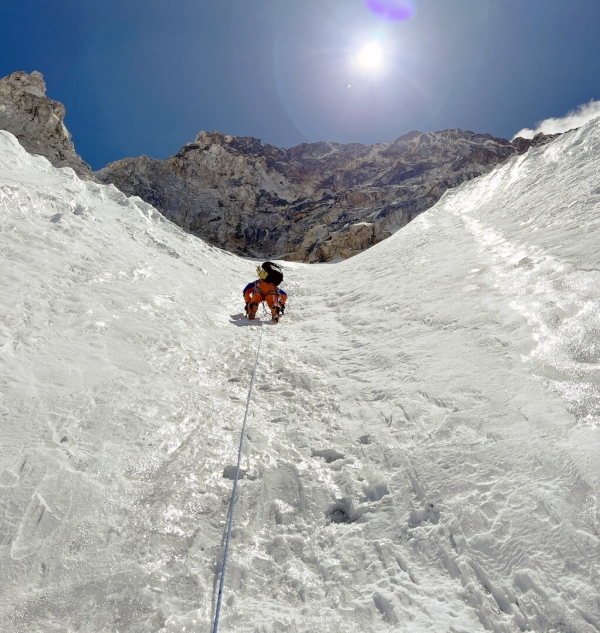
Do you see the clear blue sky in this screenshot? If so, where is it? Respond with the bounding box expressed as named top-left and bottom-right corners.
top-left (2, 0), bottom-right (600, 170)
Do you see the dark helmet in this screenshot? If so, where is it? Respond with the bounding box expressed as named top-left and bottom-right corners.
top-left (256, 261), bottom-right (283, 286)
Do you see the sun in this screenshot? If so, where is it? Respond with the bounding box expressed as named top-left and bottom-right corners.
top-left (357, 41), bottom-right (384, 71)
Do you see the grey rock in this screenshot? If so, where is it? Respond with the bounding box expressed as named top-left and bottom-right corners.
top-left (96, 128), bottom-right (557, 261)
top-left (0, 71), bottom-right (95, 181)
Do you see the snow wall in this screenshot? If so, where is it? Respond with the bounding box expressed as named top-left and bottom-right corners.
top-left (0, 125), bottom-right (599, 632)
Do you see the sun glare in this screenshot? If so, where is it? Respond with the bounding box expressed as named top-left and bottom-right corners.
top-left (357, 42), bottom-right (384, 71)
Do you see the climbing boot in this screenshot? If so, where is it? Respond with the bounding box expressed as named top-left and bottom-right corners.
top-left (246, 302), bottom-right (259, 320)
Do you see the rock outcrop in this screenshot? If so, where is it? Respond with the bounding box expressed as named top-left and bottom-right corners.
top-left (0, 71), bottom-right (94, 180)
top-left (97, 129), bottom-right (556, 261)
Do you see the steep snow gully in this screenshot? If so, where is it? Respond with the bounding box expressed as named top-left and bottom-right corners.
top-left (0, 122), bottom-right (599, 632)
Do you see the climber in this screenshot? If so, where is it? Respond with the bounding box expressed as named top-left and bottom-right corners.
top-left (243, 261), bottom-right (287, 323)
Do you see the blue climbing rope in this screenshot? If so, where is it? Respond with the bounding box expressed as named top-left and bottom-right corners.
top-left (212, 325), bottom-right (264, 633)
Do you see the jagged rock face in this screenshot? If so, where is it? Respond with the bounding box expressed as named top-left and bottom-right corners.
top-left (0, 71), bottom-right (94, 181)
top-left (97, 129), bottom-right (555, 261)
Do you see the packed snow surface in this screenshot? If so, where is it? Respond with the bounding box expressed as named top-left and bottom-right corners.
top-left (1, 125), bottom-right (599, 632)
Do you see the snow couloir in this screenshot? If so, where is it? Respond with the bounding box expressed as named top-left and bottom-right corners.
top-left (0, 124), bottom-right (599, 631)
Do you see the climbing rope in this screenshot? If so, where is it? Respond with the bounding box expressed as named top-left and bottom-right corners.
top-left (212, 325), bottom-right (264, 633)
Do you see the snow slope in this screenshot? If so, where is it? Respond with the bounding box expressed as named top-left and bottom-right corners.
top-left (0, 123), bottom-right (599, 632)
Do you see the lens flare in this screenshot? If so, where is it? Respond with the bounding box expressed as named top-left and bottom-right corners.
top-left (365, 0), bottom-right (416, 22)
top-left (357, 42), bottom-right (384, 70)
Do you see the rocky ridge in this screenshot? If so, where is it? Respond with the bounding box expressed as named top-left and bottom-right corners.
top-left (97, 129), bottom-right (555, 261)
top-left (0, 71), bottom-right (94, 181)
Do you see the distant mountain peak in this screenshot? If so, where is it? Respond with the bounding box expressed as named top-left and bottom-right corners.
top-left (0, 70), bottom-right (95, 180)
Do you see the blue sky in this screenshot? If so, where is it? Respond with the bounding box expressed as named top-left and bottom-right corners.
top-left (2, 0), bottom-right (600, 170)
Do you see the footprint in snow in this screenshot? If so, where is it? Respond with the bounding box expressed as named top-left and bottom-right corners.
top-left (408, 502), bottom-right (440, 527)
top-left (222, 465), bottom-right (246, 480)
top-left (312, 448), bottom-right (344, 463)
top-left (327, 498), bottom-right (359, 524)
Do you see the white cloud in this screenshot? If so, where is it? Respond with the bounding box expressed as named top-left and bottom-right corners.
top-left (512, 99), bottom-right (600, 140)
